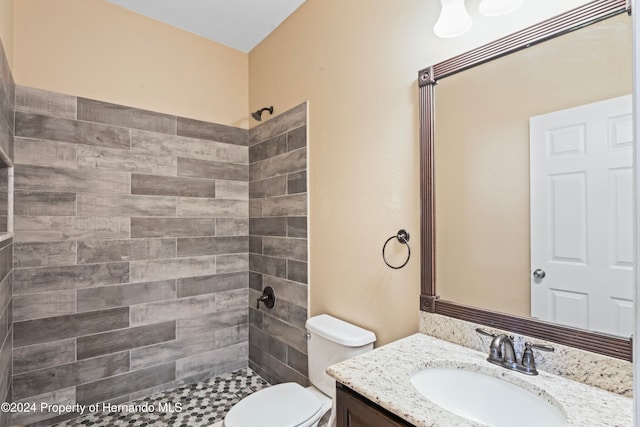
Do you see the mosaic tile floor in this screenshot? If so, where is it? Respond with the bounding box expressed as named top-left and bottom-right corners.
top-left (55, 368), bottom-right (270, 427)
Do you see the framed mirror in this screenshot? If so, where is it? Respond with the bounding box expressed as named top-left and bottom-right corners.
top-left (419, 0), bottom-right (633, 361)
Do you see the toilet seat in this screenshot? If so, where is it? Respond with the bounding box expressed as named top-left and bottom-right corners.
top-left (224, 382), bottom-right (325, 427)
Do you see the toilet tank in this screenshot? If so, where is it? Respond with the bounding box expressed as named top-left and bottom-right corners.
top-left (305, 314), bottom-right (376, 397)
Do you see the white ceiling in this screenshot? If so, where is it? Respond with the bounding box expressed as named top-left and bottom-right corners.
top-left (105, 0), bottom-right (306, 53)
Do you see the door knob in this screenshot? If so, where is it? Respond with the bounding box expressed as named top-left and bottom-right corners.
top-left (533, 269), bottom-right (546, 279)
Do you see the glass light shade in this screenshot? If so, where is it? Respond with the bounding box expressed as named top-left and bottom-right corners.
top-left (433, 0), bottom-right (473, 38)
top-left (479, 0), bottom-right (524, 17)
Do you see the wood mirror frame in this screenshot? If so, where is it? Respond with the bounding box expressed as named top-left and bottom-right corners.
top-left (418, 0), bottom-right (633, 361)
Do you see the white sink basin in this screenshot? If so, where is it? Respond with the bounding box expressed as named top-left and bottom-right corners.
top-left (410, 368), bottom-right (566, 427)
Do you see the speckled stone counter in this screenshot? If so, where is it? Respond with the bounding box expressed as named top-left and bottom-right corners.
top-left (327, 333), bottom-right (632, 427)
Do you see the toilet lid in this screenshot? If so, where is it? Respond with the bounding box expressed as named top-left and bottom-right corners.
top-left (224, 383), bottom-right (323, 427)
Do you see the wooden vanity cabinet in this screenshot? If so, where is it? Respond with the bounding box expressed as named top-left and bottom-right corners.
top-left (336, 383), bottom-right (415, 427)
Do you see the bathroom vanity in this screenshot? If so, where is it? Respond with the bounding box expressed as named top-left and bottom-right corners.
top-left (328, 334), bottom-right (632, 427)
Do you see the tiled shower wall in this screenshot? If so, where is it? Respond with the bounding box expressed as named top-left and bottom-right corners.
top-left (0, 34), bottom-right (14, 427)
top-left (248, 103), bottom-right (309, 385)
top-left (11, 86), bottom-right (250, 426)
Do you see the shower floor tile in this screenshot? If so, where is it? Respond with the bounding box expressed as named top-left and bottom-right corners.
top-left (54, 367), bottom-right (270, 427)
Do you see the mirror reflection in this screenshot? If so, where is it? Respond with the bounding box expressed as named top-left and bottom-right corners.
top-left (434, 13), bottom-right (633, 337)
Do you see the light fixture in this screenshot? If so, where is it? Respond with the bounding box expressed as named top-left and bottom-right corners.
top-left (479, 0), bottom-right (524, 17)
top-left (434, 0), bottom-right (472, 38)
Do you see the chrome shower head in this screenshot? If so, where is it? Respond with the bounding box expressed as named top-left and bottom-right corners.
top-left (251, 106), bottom-right (274, 122)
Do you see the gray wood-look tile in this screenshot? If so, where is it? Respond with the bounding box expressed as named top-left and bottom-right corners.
top-left (287, 345), bottom-right (308, 377)
top-left (77, 193), bottom-right (176, 217)
top-left (262, 237), bottom-right (307, 261)
top-left (249, 271), bottom-right (262, 292)
top-left (14, 216), bottom-right (130, 242)
top-left (262, 194), bottom-right (307, 217)
top-left (216, 218), bottom-right (249, 236)
top-left (130, 255), bottom-right (217, 283)
top-left (0, 192), bottom-right (7, 214)
top-left (130, 217), bottom-right (215, 238)
top-left (129, 293), bottom-right (217, 327)
top-left (14, 241), bottom-right (77, 269)
top-left (77, 238), bottom-right (175, 264)
top-left (287, 125), bottom-right (307, 151)
top-left (249, 324), bottom-right (285, 363)
top-left (13, 307), bottom-right (129, 348)
top-left (251, 288), bottom-right (306, 329)
top-left (249, 134), bottom-right (287, 164)
top-left (14, 262), bottom-right (129, 294)
top-left (14, 137), bottom-right (77, 168)
top-left (15, 111), bottom-right (130, 149)
top-left (77, 321), bottom-right (176, 360)
top-left (177, 272), bottom-right (246, 298)
top-left (14, 190), bottom-right (77, 217)
top-left (13, 351), bottom-right (130, 400)
top-left (77, 280), bottom-right (176, 312)
top-left (249, 236), bottom-right (262, 254)
top-left (78, 98), bottom-right (176, 134)
top-left (131, 173), bottom-right (215, 198)
top-left (261, 148), bottom-right (306, 180)
top-left (176, 342), bottom-right (248, 381)
top-left (215, 180), bottom-right (249, 201)
top-left (176, 307), bottom-right (247, 339)
top-left (11, 387), bottom-right (76, 427)
top-left (262, 275), bottom-right (307, 308)
top-left (287, 171), bottom-right (306, 194)
top-left (250, 161), bottom-right (263, 182)
top-left (15, 86), bottom-right (77, 119)
top-left (249, 254), bottom-right (287, 279)
top-left (0, 117), bottom-right (12, 164)
top-left (249, 199), bottom-right (263, 217)
top-left (249, 217), bottom-right (286, 237)
top-left (176, 198), bottom-right (247, 218)
top-left (176, 117), bottom-right (248, 146)
top-left (76, 362), bottom-right (175, 405)
top-left (131, 129), bottom-right (248, 164)
top-left (176, 236), bottom-right (248, 257)
top-left (0, 273), bottom-right (11, 316)
top-left (15, 164), bottom-right (130, 195)
top-left (177, 157), bottom-right (248, 181)
top-left (13, 338), bottom-right (76, 375)
top-left (214, 288), bottom-right (247, 311)
top-left (249, 103), bottom-right (306, 145)
top-left (13, 290), bottom-right (76, 322)
top-left (287, 260), bottom-right (308, 284)
top-left (217, 254), bottom-right (249, 275)
top-left (287, 216), bottom-right (307, 238)
top-left (131, 324), bottom-right (246, 371)
top-left (263, 351), bottom-right (308, 386)
top-left (77, 145), bottom-right (177, 176)
top-left (262, 314), bottom-right (307, 354)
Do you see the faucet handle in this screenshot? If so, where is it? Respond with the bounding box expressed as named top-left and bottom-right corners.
top-left (520, 342), bottom-right (554, 375)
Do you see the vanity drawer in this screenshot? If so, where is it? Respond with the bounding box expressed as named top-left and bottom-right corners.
top-left (336, 383), bottom-right (414, 427)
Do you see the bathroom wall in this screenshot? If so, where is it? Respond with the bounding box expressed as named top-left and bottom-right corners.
top-left (248, 103), bottom-right (309, 386)
top-left (0, 22), bottom-right (13, 427)
top-left (11, 86), bottom-right (249, 426)
top-left (12, 0), bottom-right (248, 128)
top-left (248, 0), bottom-right (596, 345)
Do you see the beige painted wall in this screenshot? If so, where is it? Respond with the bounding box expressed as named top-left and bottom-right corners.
top-left (0, 0), bottom-right (12, 69)
top-left (13, 0), bottom-right (248, 127)
top-left (435, 14), bottom-right (632, 317)
top-left (249, 0), bottom-right (595, 345)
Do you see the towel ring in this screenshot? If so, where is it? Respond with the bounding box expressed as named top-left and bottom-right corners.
top-left (382, 229), bottom-right (411, 269)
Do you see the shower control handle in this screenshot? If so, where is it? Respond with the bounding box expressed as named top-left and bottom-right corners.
top-left (256, 286), bottom-right (276, 309)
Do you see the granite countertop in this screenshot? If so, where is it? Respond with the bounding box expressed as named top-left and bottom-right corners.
top-left (327, 333), bottom-right (632, 426)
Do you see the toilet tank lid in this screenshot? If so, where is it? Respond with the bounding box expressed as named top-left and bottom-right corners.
top-left (306, 314), bottom-right (376, 347)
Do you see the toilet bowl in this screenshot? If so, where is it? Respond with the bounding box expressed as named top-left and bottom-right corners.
top-left (223, 314), bottom-right (376, 427)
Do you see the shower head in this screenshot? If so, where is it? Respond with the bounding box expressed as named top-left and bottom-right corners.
top-left (251, 106), bottom-right (274, 122)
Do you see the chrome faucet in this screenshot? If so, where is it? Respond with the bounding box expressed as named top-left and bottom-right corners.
top-left (476, 328), bottom-right (554, 375)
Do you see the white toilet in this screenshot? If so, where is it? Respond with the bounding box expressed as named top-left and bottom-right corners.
top-left (223, 314), bottom-right (376, 427)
